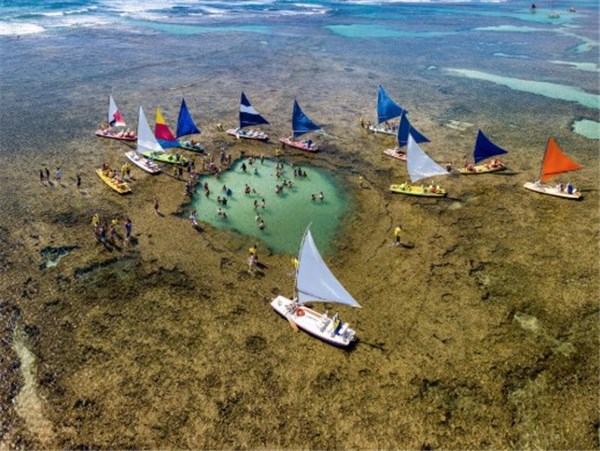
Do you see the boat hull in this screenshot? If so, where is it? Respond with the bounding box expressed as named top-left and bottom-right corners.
top-left (95, 130), bottom-right (137, 142)
top-left (383, 148), bottom-right (406, 162)
top-left (390, 184), bottom-right (447, 197)
top-left (141, 151), bottom-right (189, 166)
top-left (226, 129), bottom-right (269, 141)
top-left (96, 168), bottom-right (131, 194)
top-left (523, 182), bottom-right (583, 199)
top-left (459, 163), bottom-right (505, 175)
top-left (367, 125), bottom-right (396, 135)
top-left (125, 151), bottom-right (161, 174)
top-left (270, 295), bottom-right (356, 348)
top-left (178, 140), bottom-right (205, 153)
top-left (279, 137), bottom-right (319, 152)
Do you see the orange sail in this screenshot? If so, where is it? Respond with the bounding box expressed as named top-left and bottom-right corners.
top-left (540, 137), bottom-right (582, 182)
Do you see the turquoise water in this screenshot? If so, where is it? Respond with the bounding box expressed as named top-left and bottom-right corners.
top-left (572, 119), bottom-right (600, 139)
top-left (445, 68), bottom-right (600, 110)
top-left (189, 159), bottom-right (349, 255)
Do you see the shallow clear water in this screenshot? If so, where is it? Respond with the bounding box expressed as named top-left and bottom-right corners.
top-left (189, 158), bottom-right (349, 255)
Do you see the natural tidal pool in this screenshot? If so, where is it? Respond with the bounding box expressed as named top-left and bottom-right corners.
top-left (189, 158), bottom-right (349, 255)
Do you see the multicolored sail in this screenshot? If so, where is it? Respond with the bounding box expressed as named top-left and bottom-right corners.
top-left (108, 95), bottom-right (126, 127)
top-left (397, 113), bottom-right (430, 148)
top-left (176, 98), bottom-right (200, 138)
top-left (406, 134), bottom-right (448, 183)
top-left (137, 106), bottom-right (163, 153)
top-left (540, 137), bottom-right (582, 182)
top-left (292, 100), bottom-right (320, 138)
top-left (376, 85), bottom-right (407, 124)
top-left (154, 107), bottom-right (179, 148)
top-left (473, 130), bottom-right (508, 164)
top-left (239, 92), bottom-right (269, 129)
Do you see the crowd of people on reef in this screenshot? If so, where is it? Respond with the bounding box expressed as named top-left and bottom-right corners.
top-left (39, 166), bottom-right (82, 188)
top-left (92, 213), bottom-right (133, 248)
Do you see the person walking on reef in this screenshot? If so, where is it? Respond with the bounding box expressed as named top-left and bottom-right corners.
top-left (124, 218), bottom-right (132, 242)
top-left (153, 197), bottom-right (160, 216)
top-left (45, 167), bottom-right (50, 181)
top-left (77, 174), bottom-right (81, 187)
top-left (394, 224), bottom-right (403, 247)
top-left (55, 167), bottom-right (62, 185)
top-left (40, 170), bottom-right (44, 184)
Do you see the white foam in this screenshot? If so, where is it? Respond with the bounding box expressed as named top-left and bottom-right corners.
top-left (551, 60), bottom-right (599, 72)
top-left (0, 22), bottom-right (46, 36)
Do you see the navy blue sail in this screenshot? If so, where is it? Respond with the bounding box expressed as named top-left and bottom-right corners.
top-left (397, 113), bottom-right (430, 148)
top-left (176, 98), bottom-right (201, 138)
top-left (239, 92), bottom-right (269, 129)
top-left (473, 130), bottom-right (508, 163)
top-left (292, 100), bottom-right (321, 138)
top-left (377, 85), bottom-right (407, 124)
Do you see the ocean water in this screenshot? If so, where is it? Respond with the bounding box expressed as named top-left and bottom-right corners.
top-left (190, 158), bottom-right (349, 254)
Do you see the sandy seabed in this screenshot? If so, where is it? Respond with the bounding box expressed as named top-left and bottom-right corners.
top-left (0, 35), bottom-right (599, 450)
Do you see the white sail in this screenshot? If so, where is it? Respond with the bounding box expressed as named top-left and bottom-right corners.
top-left (136, 106), bottom-right (163, 153)
top-left (296, 228), bottom-right (361, 308)
top-left (406, 134), bottom-right (448, 183)
top-left (108, 95), bottom-right (126, 127)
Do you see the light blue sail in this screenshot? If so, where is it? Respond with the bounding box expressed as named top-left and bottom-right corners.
top-left (296, 227), bottom-right (361, 308)
top-left (239, 92), bottom-right (269, 129)
top-left (176, 98), bottom-right (201, 138)
top-left (377, 84), bottom-right (407, 124)
top-left (292, 100), bottom-right (321, 138)
top-left (397, 113), bottom-right (430, 147)
top-left (406, 134), bottom-right (448, 183)
top-left (473, 130), bottom-right (508, 163)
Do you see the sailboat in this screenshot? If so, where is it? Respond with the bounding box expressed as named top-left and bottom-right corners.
top-left (124, 106), bottom-right (161, 174)
top-left (176, 98), bottom-right (204, 152)
top-left (459, 130), bottom-right (508, 174)
top-left (95, 95), bottom-right (137, 142)
top-left (523, 137), bottom-right (583, 199)
top-left (384, 112), bottom-right (430, 162)
top-left (226, 92), bottom-right (269, 141)
top-left (368, 85), bottom-right (407, 135)
top-left (279, 100), bottom-right (321, 152)
top-left (390, 134), bottom-right (449, 197)
top-left (140, 108), bottom-right (189, 166)
top-left (154, 107), bottom-right (181, 149)
top-left (271, 226), bottom-right (361, 348)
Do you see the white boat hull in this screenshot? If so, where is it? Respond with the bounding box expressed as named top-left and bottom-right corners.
top-left (523, 182), bottom-right (582, 199)
top-left (125, 151), bottom-right (161, 174)
top-left (226, 128), bottom-right (269, 141)
top-left (270, 295), bottom-right (357, 348)
top-left (367, 125), bottom-right (397, 135)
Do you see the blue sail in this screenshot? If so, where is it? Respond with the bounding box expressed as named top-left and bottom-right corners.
top-left (397, 113), bottom-right (430, 148)
top-left (239, 92), bottom-right (269, 129)
top-left (292, 100), bottom-right (321, 138)
top-left (473, 130), bottom-right (508, 163)
top-left (377, 85), bottom-right (407, 124)
top-left (176, 98), bottom-right (201, 138)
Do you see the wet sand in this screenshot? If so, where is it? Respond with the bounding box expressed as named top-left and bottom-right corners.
top-left (0, 35), bottom-right (599, 450)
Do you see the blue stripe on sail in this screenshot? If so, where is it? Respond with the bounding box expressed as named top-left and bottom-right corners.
top-left (377, 85), bottom-right (407, 124)
top-left (239, 92), bottom-right (269, 128)
top-left (473, 130), bottom-right (508, 163)
top-left (157, 138), bottom-right (180, 149)
top-left (292, 100), bottom-right (320, 138)
top-left (397, 113), bottom-right (430, 148)
top-left (176, 98), bottom-right (201, 138)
